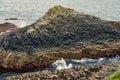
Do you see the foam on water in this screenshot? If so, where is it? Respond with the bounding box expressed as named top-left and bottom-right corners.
top-left (1, 56), bottom-right (120, 78)
top-left (52, 56), bottom-right (120, 70)
top-left (52, 58), bottom-right (73, 70)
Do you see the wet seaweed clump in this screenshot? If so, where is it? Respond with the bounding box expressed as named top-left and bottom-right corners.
top-left (45, 5), bottom-right (74, 16)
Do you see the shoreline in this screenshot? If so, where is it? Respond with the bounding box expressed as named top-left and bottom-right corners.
top-left (3, 61), bottom-right (120, 80)
top-left (0, 40), bottom-right (120, 73)
top-left (0, 5), bottom-right (120, 79)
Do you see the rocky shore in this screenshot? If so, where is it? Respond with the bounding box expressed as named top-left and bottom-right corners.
top-left (0, 5), bottom-right (120, 79)
top-left (0, 41), bottom-right (120, 73)
top-left (3, 61), bottom-right (120, 80)
top-left (1, 6), bottom-right (120, 53)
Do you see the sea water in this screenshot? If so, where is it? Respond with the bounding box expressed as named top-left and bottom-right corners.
top-left (0, 0), bottom-right (120, 27)
top-left (1, 56), bottom-right (120, 78)
top-left (52, 56), bottom-right (120, 70)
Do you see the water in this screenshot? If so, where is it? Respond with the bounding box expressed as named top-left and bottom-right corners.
top-left (0, 72), bottom-right (20, 79)
top-left (0, 0), bottom-right (120, 27)
top-left (0, 0), bottom-right (120, 78)
top-left (1, 56), bottom-right (120, 78)
top-left (52, 56), bottom-right (120, 70)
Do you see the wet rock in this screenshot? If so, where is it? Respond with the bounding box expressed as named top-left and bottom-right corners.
top-left (0, 6), bottom-right (120, 79)
top-left (4, 18), bottom-right (18, 21)
top-left (0, 22), bottom-right (17, 36)
top-left (4, 61), bottom-right (120, 80)
top-left (1, 6), bottom-right (120, 53)
top-left (0, 61), bottom-right (52, 73)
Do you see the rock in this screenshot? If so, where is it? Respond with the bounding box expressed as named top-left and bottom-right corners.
top-left (107, 21), bottom-right (120, 28)
top-left (0, 22), bottom-right (17, 36)
top-left (0, 6), bottom-right (120, 78)
top-left (3, 61), bottom-right (120, 80)
top-left (0, 6), bottom-right (120, 53)
top-left (4, 18), bottom-right (18, 21)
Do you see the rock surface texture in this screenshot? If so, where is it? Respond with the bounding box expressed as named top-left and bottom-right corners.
top-left (0, 6), bottom-right (120, 53)
top-left (3, 61), bottom-right (120, 80)
top-left (0, 6), bottom-right (120, 80)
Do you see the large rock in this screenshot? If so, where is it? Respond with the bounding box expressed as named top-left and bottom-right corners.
top-left (0, 6), bottom-right (120, 53)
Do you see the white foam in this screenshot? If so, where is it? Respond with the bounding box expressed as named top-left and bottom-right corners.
top-left (52, 58), bottom-right (72, 70)
top-left (52, 56), bottom-right (120, 70)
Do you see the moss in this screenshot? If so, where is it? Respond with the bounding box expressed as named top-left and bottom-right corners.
top-left (104, 69), bottom-right (120, 80)
top-left (45, 5), bottom-right (74, 16)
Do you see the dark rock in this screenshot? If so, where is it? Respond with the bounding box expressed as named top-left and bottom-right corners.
top-left (0, 6), bottom-right (120, 53)
top-left (0, 61), bottom-right (51, 73)
top-left (4, 18), bottom-right (18, 21)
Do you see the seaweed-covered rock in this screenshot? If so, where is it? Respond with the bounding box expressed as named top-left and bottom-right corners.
top-left (4, 61), bottom-right (120, 80)
top-left (45, 5), bottom-right (74, 17)
top-left (0, 6), bottom-right (120, 53)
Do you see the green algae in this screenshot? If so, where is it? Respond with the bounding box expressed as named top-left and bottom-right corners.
top-left (104, 69), bottom-right (120, 80)
top-left (45, 5), bottom-right (74, 16)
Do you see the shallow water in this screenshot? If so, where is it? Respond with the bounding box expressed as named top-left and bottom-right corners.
top-left (1, 56), bottom-right (120, 79)
top-left (0, 0), bottom-right (120, 27)
top-left (52, 56), bottom-right (120, 70)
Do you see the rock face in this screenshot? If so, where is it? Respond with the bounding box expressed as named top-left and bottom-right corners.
top-left (0, 6), bottom-right (120, 53)
top-left (0, 22), bottom-right (17, 36)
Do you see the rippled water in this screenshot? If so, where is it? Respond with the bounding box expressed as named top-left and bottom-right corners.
top-left (0, 0), bottom-right (120, 27)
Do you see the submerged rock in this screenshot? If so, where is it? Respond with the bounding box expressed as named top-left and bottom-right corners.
top-left (4, 18), bottom-right (18, 21)
top-left (0, 6), bottom-right (120, 53)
